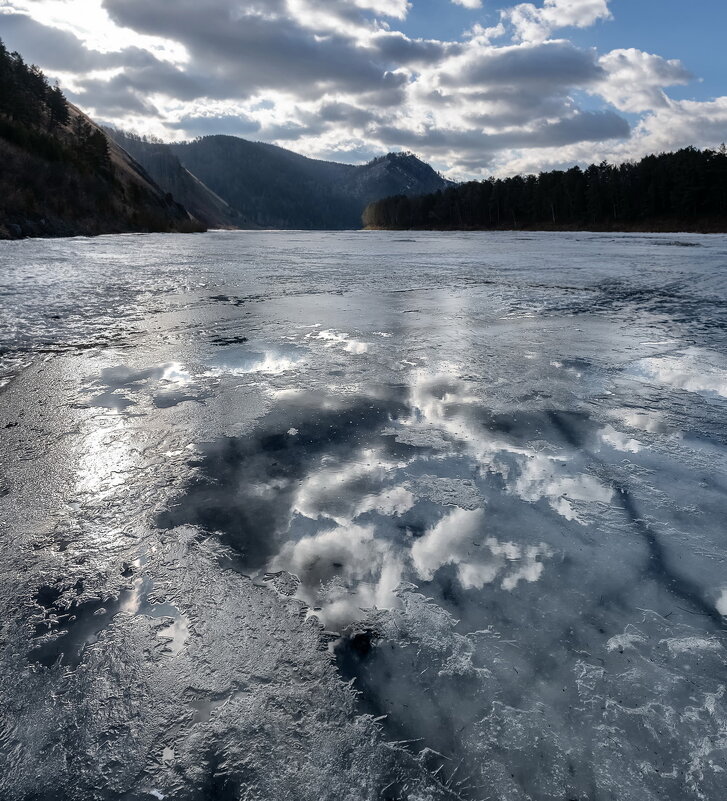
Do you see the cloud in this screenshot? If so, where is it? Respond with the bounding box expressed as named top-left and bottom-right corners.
top-left (371, 31), bottom-right (458, 66)
top-left (495, 96), bottom-right (727, 177)
top-left (440, 40), bottom-right (604, 89)
top-left (271, 521), bottom-right (406, 628)
top-left (0, 0), bottom-right (719, 176)
top-left (503, 0), bottom-right (612, 43)
top-left (355, 0), bottom-right (411, 18)
top-left (168, 112), bottom-right (262, 137)
top-left (410, 507), bottom-right (553, 590)
top-left (597, 48), bottom-right (693, 113)
top-left (66, 77), bottom-right (159, 116)
top-left (318, 101), bottom-right (377, 128)
top-left (507, 109), bottom-right (629, 146)
top-left (0, 12), bottom-right (142, 72)
top-left (101, 0), bottom-right (399, 98)
top-left (452, 0), bottom-right (482, 8)
top-left (369, 110), bottom-right (628, 167)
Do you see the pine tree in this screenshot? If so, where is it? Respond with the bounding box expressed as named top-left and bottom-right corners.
top-left (47, 84), bottom-right (69, 130)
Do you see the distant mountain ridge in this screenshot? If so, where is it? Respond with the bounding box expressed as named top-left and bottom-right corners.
top-left (171, 137), bottom-right (451, 229)
top-left (110, 132), bottom-right (451, 230)
top-left (1, 38), bottom-right (450, 238)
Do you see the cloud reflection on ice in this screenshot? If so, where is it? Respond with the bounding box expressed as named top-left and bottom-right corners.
top-left (411, 507), bottom-right (552, 591)
top-left (271, 524), bottom-right (405, 631)
top-left (405, 367), bottom-right (614, 524)
top-left (632, 347), bottom-right (727, 398)
top-left (161, 362), bottom-right (622, 628)
top-left (716, 589), bottom-right (727, 617)
top-left (308, 329), bottom-right (370, 354)
top-left (292, 447), bottom-right (413, 525)
top-left (207, 344), bottom-right (308, 375)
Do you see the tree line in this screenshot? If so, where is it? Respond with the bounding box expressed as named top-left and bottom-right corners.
top-left (363, 147), bottom-right (727, 232)
top-left (0, 38), bottom-right (109, 171)
top-left (1, 38), bottom-right (203, 238)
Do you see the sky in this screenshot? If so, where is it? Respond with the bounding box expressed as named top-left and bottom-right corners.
top-left (1, 0), bottom-right (726, 178)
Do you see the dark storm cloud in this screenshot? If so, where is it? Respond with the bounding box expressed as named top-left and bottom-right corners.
top-left (425, 83), bottom-right (579, 129)
top-left (255, 102), bottom-right (376, 141)
top-left (257, 120), bottom-right (311, 140)
top-left (100, 61), bottom-right (205, 100)
top-left (519, 110), bottom-right (630, 147)
top-left (357, 71), bottom-right (410, 108)
top-left (318, 101), bottom-right (377, 128)
top-left (185, 102), bottom-right (378, 144)
top-left (0, 12), bottom-right (220, 114)
top-left (68, 59), bottom-right (223, 116)
top-left (170, 109), bottom-right (336, 143)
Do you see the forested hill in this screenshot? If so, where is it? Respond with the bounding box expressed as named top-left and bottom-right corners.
top-left (106, 129), bottom-right (254, 230)
top-left (0, 40), bottom-right (203, 240)
top-left (363, 147), bottom-right (727, 233)
top-left (168, 136), bottom-right (450, 229)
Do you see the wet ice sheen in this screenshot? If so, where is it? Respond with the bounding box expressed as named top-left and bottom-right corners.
top-left (1, 230), bottom-right (726, 801)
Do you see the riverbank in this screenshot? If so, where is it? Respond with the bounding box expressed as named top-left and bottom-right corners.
top-left (364, 218), bottom-right (727, 234)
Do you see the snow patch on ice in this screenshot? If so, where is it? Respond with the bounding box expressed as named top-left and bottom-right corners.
top-left (606, 630), bottom-right (647, 652)
top-left (660, 637), bottom-right (721, 655)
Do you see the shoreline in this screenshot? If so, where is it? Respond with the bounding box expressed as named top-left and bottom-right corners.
top-left (364, 220), bottom-right (727, 235)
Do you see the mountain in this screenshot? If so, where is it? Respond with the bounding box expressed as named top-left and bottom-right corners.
top-left (363, 146), bottom-right (727, 233)
top-left (0, 40), bottom-right (203, 240)
top-left (1, 38), bottom-right (449, 238)
top-left (106, 129), bottom-right (254, 229)
top-left (167, 136), bottom-right (451, 229)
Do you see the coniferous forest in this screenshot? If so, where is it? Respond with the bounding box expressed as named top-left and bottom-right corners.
top-left (0, 39), bottom-right (201, 239)
top-left (0, 40), bottom-right (109, 176)
top-left (363, 147), bottom-right (727, 233)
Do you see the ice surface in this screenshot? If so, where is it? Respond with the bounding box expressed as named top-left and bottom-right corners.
top-left (1, 230), bottom-right (726, 800)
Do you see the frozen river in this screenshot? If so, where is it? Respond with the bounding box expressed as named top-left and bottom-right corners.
top-left (1, 230), bottom-right (726, 800)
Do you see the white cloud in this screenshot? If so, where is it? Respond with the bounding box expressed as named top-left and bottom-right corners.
top-left (503, 0), bottom-right (612, 43)
top-left (356, 0), bottom-right (411, 18)
top-left (597, 48), bottom-right (693, 113)
top-left (1, 0), bottom-right (722, 177)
